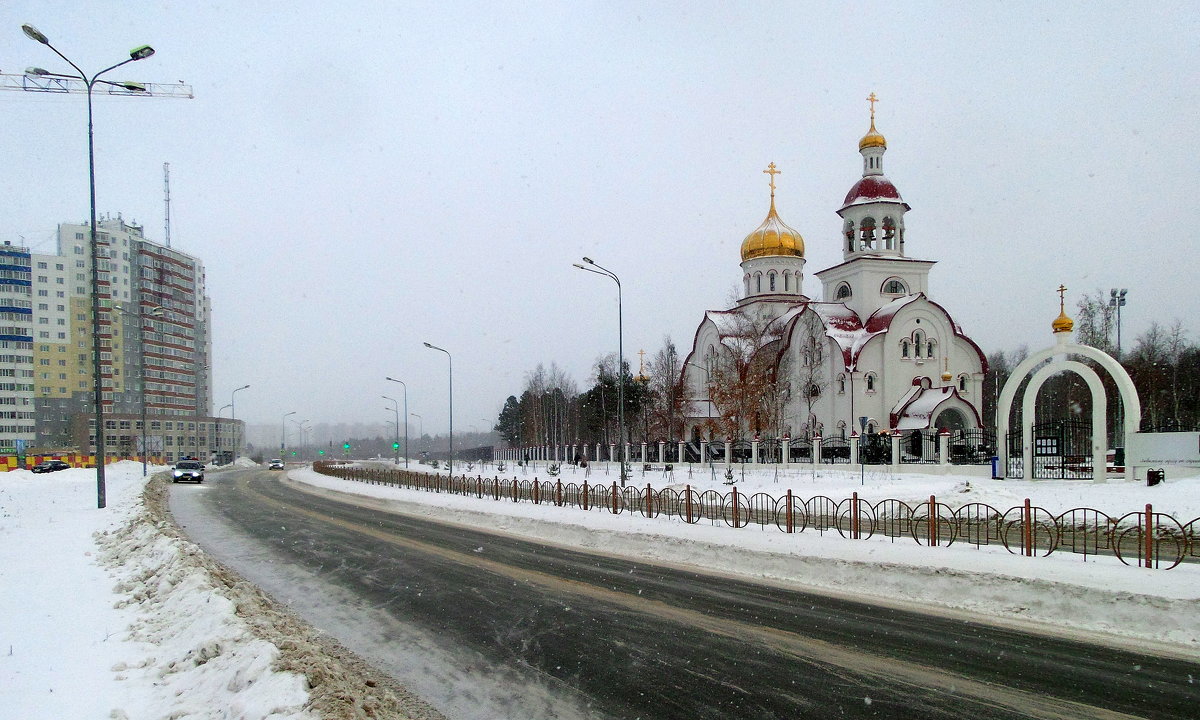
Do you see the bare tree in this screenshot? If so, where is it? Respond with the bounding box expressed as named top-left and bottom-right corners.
top-left (705, 309), bottom-right (787, 438)
top-left (647, 336), bottom-right (686, 441)
top-left (793, 309), bottom-right (826, 436)
top-left (1075, 289), bottom-right (1116, 354)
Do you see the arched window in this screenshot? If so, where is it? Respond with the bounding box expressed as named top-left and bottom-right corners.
top-left (913, 330), bottom-right (925, 350)
top-left (755, 273), bottom-right (762, 293)
top-left (837, 374), bottom-right (846, 393)
top-left (866, 420), bottom-right (877, 434)
top-left (926, 339), bottom-right (936, 358)
top-left (901, 340), bottom-right (910, 358)
top-left (835, 420), bottom-right (846, 439)
top-left (958, 375), bottom-right (968, 392)
top-left (865, 373), bottom-right (876, 392)
top-left (744, 274), bottom-right (750, 295)
top-left (784, 272), bottom-right (790, 292)
top-left (835, 283), bottom-right (852, 300)
top-left (882, 217), bottom-right (896, 249)
top-left (883, 278), bottom-right (907, 294)
top-left (768, 272), bottom-right (776, 291)
top-left (860, 217), bottom-right (876, 249)
top-left (844, 220), bottom-right (854, 252)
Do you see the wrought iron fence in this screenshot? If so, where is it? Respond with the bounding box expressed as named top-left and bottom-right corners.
top-left (314, 462), bottom-right (1198, 570)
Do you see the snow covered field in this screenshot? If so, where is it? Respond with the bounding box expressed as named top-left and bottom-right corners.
top-left (1, 459), bottom-right (1196, 720)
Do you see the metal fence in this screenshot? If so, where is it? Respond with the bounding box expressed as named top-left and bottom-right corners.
top-left (313, 463), bottom-right (1198, 570)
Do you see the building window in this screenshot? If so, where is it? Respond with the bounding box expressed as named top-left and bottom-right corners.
top-left (837, 374), bottom-right (846, 394)
top-left (768, 273), bottom-right (776, 291)
top-left (901, 340), bottom-right (910, 358)
top-left (883, 278), bottom-right (906, 294)
top-left (835, 283), bottom-right (852, 300)
top-left (958, 375), bottom-right (968, 392)
top-left (865, 373), bottom-right (876, 392)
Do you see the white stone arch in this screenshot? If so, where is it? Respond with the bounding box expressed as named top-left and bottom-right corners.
top-left (997, 338), bottom-right (1141, 481)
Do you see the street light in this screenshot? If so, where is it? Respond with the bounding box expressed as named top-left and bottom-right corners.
top-left (385, 376), bottom-right (409, 468)
top-left (574, 257), bottom-right (627, 486)
top-left (411, 413), bottom-right (423, 443)
top-left (23, 23), bottom-right (156, 508)
top-left (423, 342), bottom-right (453, 475)
top-left (115, 304), bottom-right (163, 476)
top-left (383, 395), bottom-right (400, 465)
top-left (1109, 289), bottom-right (1128, 359)
top-left (280, 411), bottom-right (296, 458)
top-left (290, 418), bottom-right (308, 459)
top-left (231, 384), bottom-right (249, 460)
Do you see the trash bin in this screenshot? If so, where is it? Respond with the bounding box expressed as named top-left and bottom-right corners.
top-left (990, 456), bottom-right (1000, 479)
top-left (1147, 468), bottom-right (1165, 486)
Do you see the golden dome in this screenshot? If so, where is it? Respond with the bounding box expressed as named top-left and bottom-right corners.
top-left (740, 196), bottom-right (805, 261)
top-left (860, 92), bottom-right (887, 150)
top-left (859, 116), bottom-right (887, 151)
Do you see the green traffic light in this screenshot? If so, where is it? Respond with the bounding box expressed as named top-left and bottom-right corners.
top-left (318, 450), bottom-right (325, 455)
top-left (392, 442), bottom-right (400, 449)
top-left (343, 442), bottom-right (351, 449)
top-left (291, 450), bottom-right (297, 456)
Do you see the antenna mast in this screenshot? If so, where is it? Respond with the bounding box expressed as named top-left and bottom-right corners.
top-left (163, 162), bottom-right (171, 248)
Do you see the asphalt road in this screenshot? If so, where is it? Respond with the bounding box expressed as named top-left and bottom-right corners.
top-left (170, 468), bottom-right (1200, 720)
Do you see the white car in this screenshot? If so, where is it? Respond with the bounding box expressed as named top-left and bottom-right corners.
top-left (268, 459), bottom-right (285, 470)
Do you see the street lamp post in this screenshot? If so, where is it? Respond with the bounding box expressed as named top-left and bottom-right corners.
top-left (423, 342), bottom-right (453, 475)
top-left (231, 384), bottom-right (249, 460)
top-left (217, 404), bottom-right (231, 462)
top-left (573, 257), bottom-right (627, 485)
top-left (383, 396), bottom-right (400, 465)
top-left (411, 413), bottom-right (423, 447)
top-left (23, 23), bottom-right (156, 508)
top-left (280, 411), bottom-right (296, 458)
top-left (290, 418), bottom-right (307, 460)
top-left (385, 376), bottom-right (409, 468)
top-left (1109, 289), bottom-right (1128, 359)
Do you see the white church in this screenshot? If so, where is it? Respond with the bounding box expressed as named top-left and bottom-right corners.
top-left (682, 98), bottom-right (988, 443)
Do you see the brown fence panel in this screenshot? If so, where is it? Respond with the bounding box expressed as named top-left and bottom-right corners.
top-left (774, 491), bottom-right (807, 533)
top-left (805, 496), bottom-right (840, 535)
top-left (955, 503), bottom-right (1004, 549)
top-left (1054, 508), bottom-right (1113, 561)
top-left (1001, 502), bottom-right (1059, 557)
top-left (697, 490), bottom-right (725, 525)
top-left (746, 492), bottom-right (776, 530)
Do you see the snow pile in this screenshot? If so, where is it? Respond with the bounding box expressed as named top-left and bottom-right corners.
top-left (0, 463), bottom-right (431, 720)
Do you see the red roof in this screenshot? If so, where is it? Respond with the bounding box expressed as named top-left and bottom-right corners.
top-left (840, 175), bottom-right (909, 212)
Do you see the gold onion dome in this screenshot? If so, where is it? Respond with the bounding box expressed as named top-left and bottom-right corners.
top-left (740, 196), bottom-right (805, 261)
top-left (859, 116), bottom-right (887, 151)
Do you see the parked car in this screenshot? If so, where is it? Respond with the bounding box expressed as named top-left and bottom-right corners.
top-left (31, 460), bottom-right (70, 473)
top-left (268, 459), bottom-right (284, 470)
top-left (172, 460), bottom-right (205, 483)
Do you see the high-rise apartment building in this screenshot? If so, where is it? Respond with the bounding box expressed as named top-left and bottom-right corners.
top-left (32, 216), bottom-right (232, 463)
top-left (0, 242), bottom-right (36, 452)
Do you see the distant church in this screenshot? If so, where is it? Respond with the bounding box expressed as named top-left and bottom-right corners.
top-left (682, 96), bottom-right (987, 441)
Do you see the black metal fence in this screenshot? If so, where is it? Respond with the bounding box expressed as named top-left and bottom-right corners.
top-left (315, 462), bottom-right (1197, 570)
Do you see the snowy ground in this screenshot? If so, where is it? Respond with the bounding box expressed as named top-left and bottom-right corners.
top-left (1, 460), bottom-right (1196, 720)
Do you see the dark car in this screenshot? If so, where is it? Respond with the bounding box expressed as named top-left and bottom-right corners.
top-left (31, 460), bottom-right (70, 473)
top-left (172, 460), bottom-right (205, 483)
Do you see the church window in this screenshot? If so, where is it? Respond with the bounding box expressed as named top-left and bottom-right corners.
top-left (836, 420), bottom-right (847, 439)
top-left (744, 275), bottom-right (750, 296)
top-left (837, 374), bottom-right (846, 394)
top-left (901, 340), bottom-right (910, 358)
top-left (835, 283), bottom-right (852, 300)
top-left (927, 340), bottom-right (936, 358)
top-left (958, 375), bottom-right (968, 392)
top-left (883, 278), bottom-right (906, 294)
top-left (844, 221), bottom-right (854, 252)
top-left (807, 383), bottom-right (821, 398)
top-left (784, 273), bottom-right (790, 291)
top-left (865, 373), bottom-right (876, 392)
top-left (769, 272), bottom-right (776, 291)
top-left (860, 217), bottom-right (876, 249)
top-left (756, 274), bottom-right (762, 293)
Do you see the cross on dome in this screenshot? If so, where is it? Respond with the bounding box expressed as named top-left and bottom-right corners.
top-left (867, 92), bottom-right (878, 119)
top-left (763, 162), bottom-right (781, 198)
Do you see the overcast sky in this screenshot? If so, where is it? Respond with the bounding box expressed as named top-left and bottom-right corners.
top-left (2, 2), bottom-right (1195, 433)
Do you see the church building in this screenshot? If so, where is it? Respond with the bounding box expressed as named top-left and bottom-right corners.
top-left (682, 97), bottom-right (988, 443)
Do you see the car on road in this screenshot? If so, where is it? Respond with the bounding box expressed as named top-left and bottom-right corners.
top-left (31, 460), bottom-right (70, 473)
top-left (268, 459), bottom-right (284, 470)
top-left (172, 460), bottom-right (205, 483)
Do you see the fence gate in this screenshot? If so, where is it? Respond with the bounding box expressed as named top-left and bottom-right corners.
top-left (1032, 420), bottom-right (1093, 479)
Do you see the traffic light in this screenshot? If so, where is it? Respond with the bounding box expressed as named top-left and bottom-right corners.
top-left (291, 450), bottom-right (297, 456)
top-left (343, 442), bottom-right (351, 450)
top-left (392, 442), bottom-right (400, 450)
top-left (318, 449), bottom-right (325, 456)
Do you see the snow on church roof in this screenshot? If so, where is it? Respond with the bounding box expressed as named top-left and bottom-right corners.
top-left (806, 295), bottom-right (921, 371)
top-left (894, 386), bottom-right (957, 430)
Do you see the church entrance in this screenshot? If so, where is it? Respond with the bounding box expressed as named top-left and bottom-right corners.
top-left (933, 408), bottom-right (967, 432)
top-left (1006, 420), bottom-right (1094, 479)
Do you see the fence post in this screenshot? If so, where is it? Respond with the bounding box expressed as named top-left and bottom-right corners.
top-left (612, 482), bottom-right (618, 514)
top-left (785, 489), bottom-right (793, 533)
top-left (556, 479), bottom-right (562, 506)
top-left (1145, 503), bottom-right (1154, 569)
top-left (477, 476), bottom-right (482, 498)
top-left (928, 495), bottom-right (937, 546)
top-left (533, 479), bottom-right (539, 504)
top-left (852, 491), bottom-right (860, 539)
top-left (646, 483), bottom-right (653, 517)
top-left (583, 481), bottom-right (589, 511)
top-left (732, 485), bottom-right (739, 527)
top-left (512, 477), bottom-right (518, 503)
top-left (686, 484), bottom-right (694, 524)
top-left (1023, 498), bottom-right (1032, 557)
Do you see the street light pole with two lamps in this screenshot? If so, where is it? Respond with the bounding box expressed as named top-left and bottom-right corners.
top-left (22, 23), bottom-right (157, 508)
top-left (281, 411), bottom-right (296, 458)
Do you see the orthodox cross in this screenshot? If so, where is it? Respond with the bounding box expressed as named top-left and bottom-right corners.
top-left (1057, 284), bottom-right (1068, 312)
top-left (763, 162), bottom-right (780, 198)
top-left (867, 92), bottom-right (878, 120)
